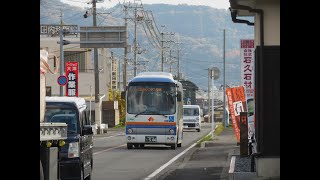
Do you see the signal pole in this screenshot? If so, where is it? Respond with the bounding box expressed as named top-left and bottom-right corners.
top-left (59, 9), bottom-right (64, 96)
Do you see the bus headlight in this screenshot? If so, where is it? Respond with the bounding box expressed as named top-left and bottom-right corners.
top-left (127, 128), bottom-right (133, 134)
top-left (169, 129), bottom-right (174, 134)
top-left (68, 142), bottom-right (79, 158)
top-left (127, 136), bottom-right (131, 140)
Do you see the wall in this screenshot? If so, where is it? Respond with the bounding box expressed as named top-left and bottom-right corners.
top-left (254, 0), bottom-right (280, 46)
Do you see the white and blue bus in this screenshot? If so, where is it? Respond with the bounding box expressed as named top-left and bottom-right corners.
top-left (125, 72), bottom-right (184, 149)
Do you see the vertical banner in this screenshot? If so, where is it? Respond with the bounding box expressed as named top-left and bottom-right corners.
top-left (65, 62), bottom-right (79, 97)
top-left (240, 39), bottom-right (255, 139)
top-left (226, 86), bottom-right (247, 143)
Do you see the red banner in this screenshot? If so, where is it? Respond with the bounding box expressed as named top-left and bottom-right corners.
top-left (65, 62), bottom-right (78, 97)
top-left (226, 86), bottom-right (247, 143)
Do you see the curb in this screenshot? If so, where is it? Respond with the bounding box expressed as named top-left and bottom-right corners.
top-left (200, 124), bottom-right (219, 148)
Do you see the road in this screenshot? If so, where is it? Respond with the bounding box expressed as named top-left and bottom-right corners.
top-left (91, 123), bottom-right (212, 180)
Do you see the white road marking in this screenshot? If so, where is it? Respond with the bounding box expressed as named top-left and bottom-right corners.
top-left (144, 134), bottom-right (207, 180)
top-left (93, 144), bottom-right (126, 155)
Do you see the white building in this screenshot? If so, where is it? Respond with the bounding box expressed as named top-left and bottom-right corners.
top-left (40, 36), bottom-right (117, 100)
top-left (41, 35), bottom-right (122, 133)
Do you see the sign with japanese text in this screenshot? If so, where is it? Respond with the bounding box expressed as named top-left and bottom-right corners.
top-left (226, 86), bottom-right (247, 143)
top-left (65, 62), bottom-right (78, 97)
top-left (240, 39), bottom-right (255, 140)
top-left (40, 24), bottom-right (78, 36)
top-left (240, 39), bottom-right (255, 98)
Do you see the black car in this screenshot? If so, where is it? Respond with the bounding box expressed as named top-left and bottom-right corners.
top-left (45, 97), bottom-right (93, 180)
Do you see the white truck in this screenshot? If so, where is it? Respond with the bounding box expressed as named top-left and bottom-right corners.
top-left (40, 48), bottom-right (67, 180)
top-left (183, 105), bottom-right (202, 132)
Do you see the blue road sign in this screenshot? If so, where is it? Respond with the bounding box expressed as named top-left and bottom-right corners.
top-left (57, 75), bottom-right (67, 86)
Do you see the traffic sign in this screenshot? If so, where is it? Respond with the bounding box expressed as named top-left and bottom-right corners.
top-left (211, 67), bottom-right (220, 80)
top-left (57, 75), bottom-right (67, 86)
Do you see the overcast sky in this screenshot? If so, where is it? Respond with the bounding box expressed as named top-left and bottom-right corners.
top-left (60, 0), bottom-right (230, 10)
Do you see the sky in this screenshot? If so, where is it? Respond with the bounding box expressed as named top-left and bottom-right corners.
top-left (60, 0), bottom-right (230, 10)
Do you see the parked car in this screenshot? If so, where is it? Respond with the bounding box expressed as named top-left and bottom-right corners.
top-left (45, 96), bottom-right (93, 180)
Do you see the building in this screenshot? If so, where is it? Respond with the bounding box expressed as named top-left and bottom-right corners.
top-left (228, 0), bottom-right (280, 178)
top-left (40, 34), bottom-right (121, 132)
top-left (178, 79), bottom-right (199, 105)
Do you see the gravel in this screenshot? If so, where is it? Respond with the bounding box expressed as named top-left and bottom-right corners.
top-left (234, 155), bottom-right (255, 172)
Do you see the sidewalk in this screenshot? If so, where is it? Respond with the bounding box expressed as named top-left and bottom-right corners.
top-left (159, 125), bottom-right (239, 180)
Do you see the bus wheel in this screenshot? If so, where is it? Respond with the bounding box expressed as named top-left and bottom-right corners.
top-left (171, 143), bottom-right (177, 150)
top-left (127, 143), bottom-right (133, 149)
top-left (177, 142), bottom-right (182, 147)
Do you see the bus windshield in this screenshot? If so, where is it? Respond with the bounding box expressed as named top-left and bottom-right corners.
top-left (127, 84), bottom-right (176, 115)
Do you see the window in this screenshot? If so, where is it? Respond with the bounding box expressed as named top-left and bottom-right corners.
top-left (64, 51), bottom-right (86, 72)
top-left (45, 108), bottom-right (78, 134)
top-left (127, 85), bottom-right (176, 115)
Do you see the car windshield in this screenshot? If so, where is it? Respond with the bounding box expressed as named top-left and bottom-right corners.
top-left (45, 108), bottom-right (78, 134)
top-left (127, 84), bottom-right (176, 115)
top-left (183, 108), bottom-right (199, 116)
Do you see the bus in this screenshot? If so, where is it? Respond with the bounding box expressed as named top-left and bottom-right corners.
top-left (125, 72), bottom-right (184, 149)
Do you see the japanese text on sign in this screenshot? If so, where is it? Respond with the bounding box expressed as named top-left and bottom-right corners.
top-left (240, 39), bottom-right (255, 99)
top-left (65, 62), bottom-right (78, 97)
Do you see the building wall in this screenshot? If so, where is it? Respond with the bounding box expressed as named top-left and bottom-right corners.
top-left (41, 37), bottom-right (111, 101)
top-left (254, 0), bottom-right (280, 46)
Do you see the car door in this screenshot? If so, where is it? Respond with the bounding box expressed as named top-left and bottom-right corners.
top-left (80, 110), bottom-right (93, 177)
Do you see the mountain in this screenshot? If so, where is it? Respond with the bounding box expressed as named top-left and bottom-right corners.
top-left (40, 0), bottom-right (254, 90)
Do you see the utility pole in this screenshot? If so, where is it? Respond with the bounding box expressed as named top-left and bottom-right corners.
top-left (177, 47), bottom-right (180, 79)
top-left (208, 68), bottom-right (211, 117)
top-left (59, 9), bottom-right (64, 96)
top-left (93, 0), bottom-right (99, 103)
top-left (133, 3), bottom-right (138, 76)
top-left (118, 56), bottom-right (121, 91)
top-left (223, 29), bottom-right (227, 127)
top-left (169, 49), bottom-right (172, 73)
top-left (123, 5), bottom-right (128, 90)
top-left (161, 32), bottom-right (164, 72)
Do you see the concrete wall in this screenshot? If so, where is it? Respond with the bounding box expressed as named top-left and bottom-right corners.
top-left (254, 0), bottom-right (280, 46)
top-left (256, 157), bottom-right (280, 178)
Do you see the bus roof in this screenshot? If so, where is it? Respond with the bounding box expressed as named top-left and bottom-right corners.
top-left (129, 72), bottom-right (176, 83)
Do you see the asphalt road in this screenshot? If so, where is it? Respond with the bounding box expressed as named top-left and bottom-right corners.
top-left (91, 123), bottom-right (212, 180)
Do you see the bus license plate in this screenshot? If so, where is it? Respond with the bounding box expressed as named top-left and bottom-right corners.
top-left (145, 136), bottom-right (157, 142)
